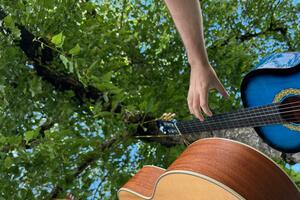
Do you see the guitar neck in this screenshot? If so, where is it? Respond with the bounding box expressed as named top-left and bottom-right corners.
top-left (176, 103), bottom-right (285, 134)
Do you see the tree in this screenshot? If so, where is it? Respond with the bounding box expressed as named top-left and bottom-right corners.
top-left (0, 0), bottom-right (299, 199)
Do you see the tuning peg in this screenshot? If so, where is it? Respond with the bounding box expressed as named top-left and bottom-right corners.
top-left (160, 112), bottom-right (176, 121)
top-left (160, 113), bottom-right (167, 120)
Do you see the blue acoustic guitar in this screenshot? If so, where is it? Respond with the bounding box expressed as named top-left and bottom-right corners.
top-left (158, 52), bottom-right (300, 153)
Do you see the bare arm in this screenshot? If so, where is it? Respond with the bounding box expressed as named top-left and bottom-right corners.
top-left (164, 0), bottom-right (228, 120)
top-left (164, 0), bottom-right (208, 66)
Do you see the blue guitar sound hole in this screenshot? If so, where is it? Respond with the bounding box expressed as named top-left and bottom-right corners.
top-left (279, 95), bottom-right (300, 125)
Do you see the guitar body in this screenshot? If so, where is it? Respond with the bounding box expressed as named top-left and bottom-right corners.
top-left (241, 52), bottom-right (300, 152)
top-left (118, 138), bottom-right (299, 200)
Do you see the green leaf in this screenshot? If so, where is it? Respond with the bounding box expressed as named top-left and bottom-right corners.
top-left (3, 15), bottom-right (20, 38)
top-left (4, 157), bottom-right (13, 169)
top-left (6, 136), bottom-right (22, 146)
top-left (29, 76), bottom-right (42, 97)
top-left (59, 55), bottom-right (74, 73)
top-left (95, 82), bottom-right (122, 94)
top-left (3, 16), bottom-right (13, 27)
top-left (103, 92), bottom-right (109, 102)
top-left (69, 61), bottom-right (74, 73)
top-left (44, 130), bottom-right (51, 138)
top-left (51, 32), bottom-right (65, 47)
top-left (24, 130), bottom-right (39, 144)
top-left (68, 44), bottom-right (81, 56)
top-left (95, 111), bottom-right (112, 118)
top-left (59, 54), bottom-right (69, 69)
top-left (101, 71), bottom-right (113, 82)
top-left (74, 61), bottom-right (81, 80)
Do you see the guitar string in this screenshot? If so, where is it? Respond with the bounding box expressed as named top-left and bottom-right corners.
top-left (176, 100), bottom-right (298, 130)
top-left (178, 110), bottom-right (300, 133)
top-left (176, 101), bottom-right (300, 128)
top-left (157, 101), bottom-right (300, 135)
top-left (161, 101), bottom-right (299, 132)
top-left (186, 100), bottom-right (299, 125)
top-left (177, 116), bottom-right (299, 134)
top-left (182, 105), bottom-right (300, 128)
top-left (177, 115), bottom-right (300, 134)
top-left (137, 114), bottom-right (300, 139)
top-left (176, 104), bottom-right (300, 133)
top-left (178, 115), bottom-right (298, 134)
top-left (135, 103), bottom-right (300, 139)
top-left (178, 115), bottom-right (300, 133)
top-left (199, 100), bottom-right (298, 119)
top-left (137, 107), bottom-right (300, 139)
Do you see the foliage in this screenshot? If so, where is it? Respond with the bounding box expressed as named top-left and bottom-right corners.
top-left (0, 0), bottom-right (299, 199)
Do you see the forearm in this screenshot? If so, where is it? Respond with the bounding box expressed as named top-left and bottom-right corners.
top-left (164, 0), bottom-right (209, 67)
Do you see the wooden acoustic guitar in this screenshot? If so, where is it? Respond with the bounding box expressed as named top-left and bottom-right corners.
top-left (119, 53), bottom-right (300, 199)
top-left (118, 138), bottom-right (300, 200)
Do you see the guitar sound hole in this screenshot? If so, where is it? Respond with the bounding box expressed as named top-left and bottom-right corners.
top-left (279, 96), bottom-right (300, 124)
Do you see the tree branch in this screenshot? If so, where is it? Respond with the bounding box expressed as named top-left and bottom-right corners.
top-left (50, 135), bottom-right (121, 198)
top-left (0, 9), bottom-right (104, 105)
top-left (208, 20), bottom-right (293, 51)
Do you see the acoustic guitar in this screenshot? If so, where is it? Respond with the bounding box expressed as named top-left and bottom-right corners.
top-left (118, 138), bottom-right (300, 200)
top-left (118, 52), bottom-right (300, 199)
top-left (157, 52), bottom-right (300, 153)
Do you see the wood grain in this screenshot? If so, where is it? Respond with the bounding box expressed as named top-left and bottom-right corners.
top-left (120, 166), bottom-right (165, 198)
top-left (152, 172), bottom-right (241, 200)
top-left (167, 138), bottom-right (299, 200)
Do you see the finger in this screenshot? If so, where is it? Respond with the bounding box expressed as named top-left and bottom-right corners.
top-left (187, 95), bottom-right (194, 115)
top-left (215, 80), bottom-right (229, 99)
top-left (199, 88), bottom-right (212, 117)
top-left (192, 94), bottom-right (204, 121)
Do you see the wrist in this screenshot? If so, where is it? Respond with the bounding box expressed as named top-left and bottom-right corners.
top-left (188, 57), bottom-right (210, 69)
top-left (187, 48), bottom-right (210, 66)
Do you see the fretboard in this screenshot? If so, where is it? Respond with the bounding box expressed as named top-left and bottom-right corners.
top-left (176, 104), bottom-right (284, 134)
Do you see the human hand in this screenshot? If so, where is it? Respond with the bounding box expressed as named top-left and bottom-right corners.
top-left (187, 63), bottom-right (229, 121)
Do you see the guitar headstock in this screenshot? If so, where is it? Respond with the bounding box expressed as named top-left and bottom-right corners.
top-left (156, 113), bottom-right (180, 136)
